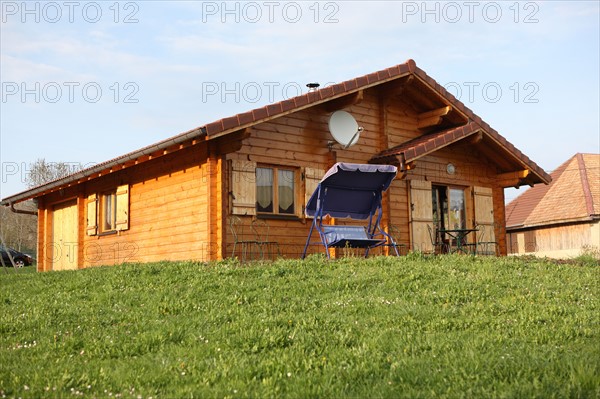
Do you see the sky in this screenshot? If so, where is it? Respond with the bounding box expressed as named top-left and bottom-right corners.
top-left (1, 0), bottom-right (599, 203)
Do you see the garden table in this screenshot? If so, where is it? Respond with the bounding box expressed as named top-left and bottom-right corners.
top-left (438, 228), bottom-right (478, 254)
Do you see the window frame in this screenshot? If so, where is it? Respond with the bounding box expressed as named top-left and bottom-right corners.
top-left (86, 184), bottom-right (129, 236)
top-left (255, 164), bottom-right (300, 218)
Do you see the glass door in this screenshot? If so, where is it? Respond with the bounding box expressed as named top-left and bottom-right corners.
top-left (432, 185), bottom-right (467, 249)
top-left (448, 188), bottom-right (466, 230)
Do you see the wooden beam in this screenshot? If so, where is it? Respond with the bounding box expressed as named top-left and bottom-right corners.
top-left (498, 169), bottom-right (530, 181)
top-left (398, 153), bottom-right (417, 172)
top-left (453, 131), bottom-right (484, 147)
top-left (229, 127), bottom-right (251, 141)
top-left (212, 128), bottom-right (250, 155)
top-left (379, 75), bottom-right (414, 98)
top-left (497, 170), bottom-right (531, 188)
top-left (321, 90), bottom-right (364, 112)
top-left (370, 154), bottom-right (399, 167)
top-left (417, 106), bottom-right (452, 129)
top-left (465, 131), bottom-right (483, 145)
top-left (418, 105), bottom-right (452, 120)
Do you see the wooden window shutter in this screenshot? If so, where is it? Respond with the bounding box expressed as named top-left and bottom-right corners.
top-left (86, 193), bottom-right (98, 236)
top-left (409, 180), bottom-right (433, 253)
top-left (304, 167), bottom-right (325, 218)
top-left (473, 186), bottom-right (495, 243)
top-left (115, 184), bottom-right (130, 231)
top-left (231, 159), bottom-right (256, 215)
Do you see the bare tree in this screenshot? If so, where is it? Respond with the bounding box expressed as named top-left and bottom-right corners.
top-left (0, 201), bottom-right (37, 252)
top-left (26, 158), bottom-right (76, 188)
top-left (1, 159), bottom-right (81, 259)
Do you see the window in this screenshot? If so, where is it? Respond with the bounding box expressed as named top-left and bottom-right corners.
top-left (86, 184), bottom-right (129, 236)
top-left (100, 191), bottom-right (117, 232)
top-left (256, 166), bottom-right (296, 215)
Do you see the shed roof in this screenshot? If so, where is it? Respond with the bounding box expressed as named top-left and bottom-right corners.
top-left (1, 59), bottom-right (551, 206)
top-left (506, 153), bottom-right (600, 229)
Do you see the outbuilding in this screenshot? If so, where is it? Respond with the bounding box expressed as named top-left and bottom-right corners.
top-left (506, 153), bottom-right (599, 258)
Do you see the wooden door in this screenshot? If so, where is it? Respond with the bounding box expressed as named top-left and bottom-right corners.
top-left (52, 200), bottom-right (78, 271)
top-left (304, 166), bottom-right (325, 217)
top-left (231, 159), bottom-right (256, 216)
top-left (473, 186), bottom-right (495, 245)
top-left (409, 180), bottom-right (433, 253)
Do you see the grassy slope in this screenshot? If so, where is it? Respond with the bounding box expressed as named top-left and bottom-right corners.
top-left (1, 255), bottom-right (598, 398)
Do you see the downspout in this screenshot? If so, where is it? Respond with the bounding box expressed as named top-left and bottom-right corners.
top-left (8, 202), bottom-right (37, 216)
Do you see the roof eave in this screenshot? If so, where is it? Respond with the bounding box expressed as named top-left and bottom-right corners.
top-left (0, 127), bottom-right (207, 206)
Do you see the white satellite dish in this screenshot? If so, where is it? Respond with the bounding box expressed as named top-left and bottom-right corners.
top-left (328, 110), bottom-right (363, 149)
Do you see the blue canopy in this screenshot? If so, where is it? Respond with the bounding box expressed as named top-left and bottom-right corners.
top-left (305, 163), bottom-right (397, 220)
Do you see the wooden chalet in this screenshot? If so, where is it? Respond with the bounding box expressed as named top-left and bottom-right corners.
top-left (506, 153), bottom-right (599, 258)
top-left (0, 59), bottom-right (552, 271)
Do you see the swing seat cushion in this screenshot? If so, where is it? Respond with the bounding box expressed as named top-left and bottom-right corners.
top-left (323, 226), bottom-right (384, 248)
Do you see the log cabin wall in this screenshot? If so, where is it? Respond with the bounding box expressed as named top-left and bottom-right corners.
top-left (224, 87), bottom-right (507, 258)
top-left (37, 143), bottom-right (212, 270)
top-left (35, 89), bottom-right (509, 268)
top-left (83, 145), bottom-right (211, 266)
top-left (225, 91), bottom-right (385, 259)
top-left (383, 97), bottom-right (418, 251)
top-left (226, 104), bottom-right (335, 259)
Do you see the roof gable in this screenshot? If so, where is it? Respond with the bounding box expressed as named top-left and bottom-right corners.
top-left (203, 61), bottom-right (417, 137)
top-left (204, 60), bottom-right (551, 186)
top-left (371, 122), bottom-right (485, 163)
top-left (1, 59), bottom-right (551, 206)
top-left (506, 153), bottom-right (600, 229)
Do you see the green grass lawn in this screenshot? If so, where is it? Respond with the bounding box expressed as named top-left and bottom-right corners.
top-left (1, 255), bottom-right (598, 398)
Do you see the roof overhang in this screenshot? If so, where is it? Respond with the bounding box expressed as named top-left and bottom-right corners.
top-left (1, 58), bottom-right (551, 206)
top-left (369, 122), bottom-right (551, 188)
top-left (0, 127), bottom-right (207, 206)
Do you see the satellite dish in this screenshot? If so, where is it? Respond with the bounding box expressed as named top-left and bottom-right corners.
top-left (328, 110), bottom-right (363, 149)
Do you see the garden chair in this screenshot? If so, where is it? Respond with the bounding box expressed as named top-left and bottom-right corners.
top-left (474, 223), bottom-right (498, 256)
top-left (251, 219), bottom-right (280, 260)
top-left (427, 225), bottom-right (449, 255)
top-left (229, 216), bottom-right (260, 261)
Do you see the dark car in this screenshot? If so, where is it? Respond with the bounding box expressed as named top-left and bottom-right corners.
top-left (0, 246), bottom-right (34, 267)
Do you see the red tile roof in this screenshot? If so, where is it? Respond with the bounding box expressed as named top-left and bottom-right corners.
top-left (1, 59), bottom-right (551, 205)
top-left (203, 60), bottom-right (550, 185)
top-left (506, 153), bottom-right (600, 229)
top-left (370, 123), bottom-right (483, 164)
top-left (204, 61), bottom-right (416, 137)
